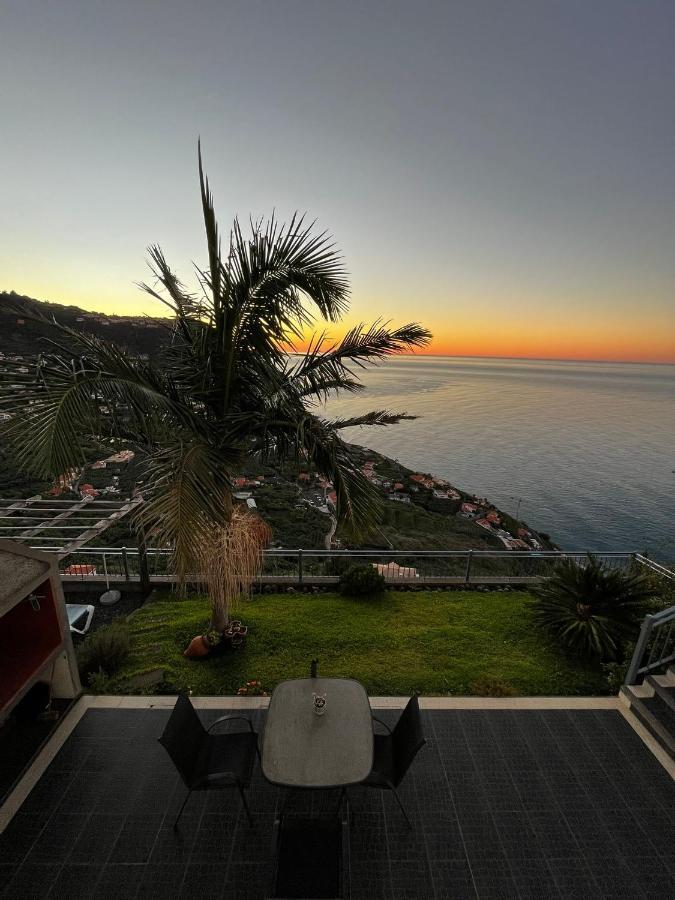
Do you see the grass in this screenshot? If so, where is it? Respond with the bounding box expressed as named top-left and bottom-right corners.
top-left (111, 590), bottom-right (608, 697)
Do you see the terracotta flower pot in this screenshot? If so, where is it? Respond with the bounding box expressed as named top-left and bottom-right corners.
top-left (184, 634), bottom-right (211, 658)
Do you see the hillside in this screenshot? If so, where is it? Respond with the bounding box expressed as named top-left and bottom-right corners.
top-left (0, 292), bottom-right (554, 553)
top-left (0, 291), bottom-right (169, 358)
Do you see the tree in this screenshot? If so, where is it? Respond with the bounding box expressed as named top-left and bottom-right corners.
top-left (2, 145), bottom-right (431, 625)
top-left (530, 556), bottom-right (657, 660)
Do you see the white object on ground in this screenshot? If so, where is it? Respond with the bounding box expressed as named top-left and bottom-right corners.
top-left (66, 604), bottom-right (95, 634)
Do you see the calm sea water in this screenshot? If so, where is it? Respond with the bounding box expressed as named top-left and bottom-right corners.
top-left (324, 357), bottom-right (675, 557)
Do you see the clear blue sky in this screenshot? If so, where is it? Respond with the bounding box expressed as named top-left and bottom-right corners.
top-left (1, 0), bottom-right (674, 360)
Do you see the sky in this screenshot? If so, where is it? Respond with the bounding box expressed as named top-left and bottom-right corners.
top-left (1, 0), bottom-right (674, 363)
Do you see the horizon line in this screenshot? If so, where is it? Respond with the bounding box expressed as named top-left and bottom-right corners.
top-left (395, 352), bottom-right (675, 366)
top-left (4, 290), bottom-right (673, 367)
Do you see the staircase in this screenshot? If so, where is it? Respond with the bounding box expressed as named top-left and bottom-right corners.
top-left (621, 665), bottom-right (675, 761)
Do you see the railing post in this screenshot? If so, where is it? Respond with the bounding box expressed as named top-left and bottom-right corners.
top-left (102, 552), bottom-right (110, 591)
top-left (298, 549), bottom-right (303, 585)
top-left (464, 550), bottom-right (473, 584)
top-left (122, 546), bottom-right (130, 582)
top-left (625, 614), bottom-right (654, 685)
top-left (137, 531), bottom-right (151, 596)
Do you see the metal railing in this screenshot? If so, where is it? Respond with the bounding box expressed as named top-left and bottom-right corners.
top-left (34, 546), bottom-right (642, 586)
top-left (625, 557), bottom-right (675, 685)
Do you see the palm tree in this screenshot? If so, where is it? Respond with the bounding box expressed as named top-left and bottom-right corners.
top-left (530, 556), bottom-right (657, 660)
top-left (2, 146), bottom-right (431, 626)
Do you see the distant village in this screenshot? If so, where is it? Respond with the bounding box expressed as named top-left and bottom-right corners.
top-left (3, 343), bottom-right (543, 554)
top-left (231, 457), bottom-right (544, 552)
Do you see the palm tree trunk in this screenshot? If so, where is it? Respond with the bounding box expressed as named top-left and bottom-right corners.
top-left (209, 606), bottom-right (229, 632)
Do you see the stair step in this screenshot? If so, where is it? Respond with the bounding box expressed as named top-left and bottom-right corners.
top-left (629, 696), bottom-right (675, 761)
top-left (646, 676), bottom-right (675, 713)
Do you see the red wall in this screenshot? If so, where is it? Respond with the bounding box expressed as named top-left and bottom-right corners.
top-left (0, 579), bottom-right (62, 713)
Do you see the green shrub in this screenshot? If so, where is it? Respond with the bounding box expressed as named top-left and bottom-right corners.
top-left (530, 556), bottom-right (655, 661)
top-left (601, 640), bottom-right (636, 693)
top-left (77, 622), bottom-right (131, 680)
top-left (203, 628), bottom-right (222, 648)
top-left (339, 564), bottom-right (386, 597)
top-left (323, 556), bottom-right (352, 577)
top-left (86, 669), bottom-right (115, 694)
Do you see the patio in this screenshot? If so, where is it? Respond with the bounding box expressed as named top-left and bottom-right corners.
top-left (0, 698), bottom-right (673, 899)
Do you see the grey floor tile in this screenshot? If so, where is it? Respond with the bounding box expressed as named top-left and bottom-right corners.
top-left (1, 707), bottom-right (673, 899)
top-left (94, 863), bottom-right (144, 900)
top-left (22, 814), bottom-right (86, 867)
top-left (389, 858), bottom-right (435, 898)
top-left (178, 863), bottom-right (230, 899)
top-left (3, 863), bottom-right (62, 899)
top-left (47, 864), bottom-right (102, 898)
top-left (65, 813), bottom-right (126, 865)
top-left (351, 857), bottom-right (393, 899)
top-left (429, 858), bottom-right (477, 899)
top-left (108, 815), bottom-right (164, 864)
top-left (136, 863), bottom-right (186, 898)
top-left (0, 814), bottom-right (45, 866)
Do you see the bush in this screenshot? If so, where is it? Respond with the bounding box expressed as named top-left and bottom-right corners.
top-left (77, 622), bottom-right (131, 680)
top-left (86, 669), bottom-right (115, 694)
top-left (530, 556), bottom-right (655, 661)
top-left (601, 640), bottom-right (636, 693)
top-left (339, 564), bottom-right (386, 597)
top-left (323, 556), bottom-right (352, 577)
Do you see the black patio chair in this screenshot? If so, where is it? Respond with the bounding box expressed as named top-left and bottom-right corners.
top-left (270, 813), bottom-right (350, 899)
top-left (362, 696), bottom-right (426, 828)
top-left (158, 693), bottom-right (259, 828)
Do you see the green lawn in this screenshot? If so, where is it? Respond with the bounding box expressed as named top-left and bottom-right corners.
top-left (112, 590), bottom-right (608, 697)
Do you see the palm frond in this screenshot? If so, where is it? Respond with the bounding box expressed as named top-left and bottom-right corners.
top-left (285, 320), bottom-right (431, 402)
top-left (134, 439), bottom-right (231, 580)
top-left (330, 410), bottom-right (416, 429)
top-left (292, 413), bottom-right (382, 529)
top-left (198, 139), bottom-right (223, 308)
top-left (6, 145), bottom-right (432, 580)
top-left (2, 331), bottom-right (206, 478)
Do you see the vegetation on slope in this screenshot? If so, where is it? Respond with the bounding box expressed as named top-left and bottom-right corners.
top-left (0, 291), bottom-right (169, 359)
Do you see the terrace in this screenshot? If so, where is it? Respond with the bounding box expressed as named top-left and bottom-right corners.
top-left (0, 695), bottom-right (674, 898)
top-left (1, 545), bottom-right (674, 898)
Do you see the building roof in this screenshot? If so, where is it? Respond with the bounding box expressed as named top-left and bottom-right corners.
top-left (0, 496), bottom-right (142, 559)
top-left (0, 542), bottom-right (52, 615)
top-left (373, 561), bottom-right (418, 579)
top-left (63, 563), bottom-right (97, 576)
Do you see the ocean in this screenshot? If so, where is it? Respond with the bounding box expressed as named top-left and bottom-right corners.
top-left (324, 356), bottom-right (675, 558)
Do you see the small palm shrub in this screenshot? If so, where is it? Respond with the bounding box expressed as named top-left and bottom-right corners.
top-left (77, 622), bottom-right (131, 680)
top-left (531, 556), bottom-right (656, 661)
top-left (339, 564), bottom-right (386, 597)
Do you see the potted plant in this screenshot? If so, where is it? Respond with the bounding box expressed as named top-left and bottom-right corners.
top-left (184, 628), bottom-right (222, 659)
top-left (236, 679), bottom-right (268, 696)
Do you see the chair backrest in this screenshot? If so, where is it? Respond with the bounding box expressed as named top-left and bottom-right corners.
top-left (391, 696), bottom-right (426, 786)
top-left (158, 693), bottom-right (206, 787)
top-left (272, 815), bottom-right (347, 899)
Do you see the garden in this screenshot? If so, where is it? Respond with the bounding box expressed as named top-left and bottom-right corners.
top-left (83, 587), bottom-right (611, 697)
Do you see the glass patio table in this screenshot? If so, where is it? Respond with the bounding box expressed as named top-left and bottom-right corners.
top-left (261, 677), bottom-right (374, 788)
